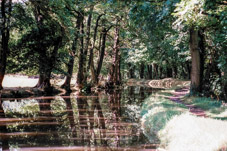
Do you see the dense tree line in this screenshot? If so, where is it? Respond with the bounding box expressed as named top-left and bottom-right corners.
top-left (0, 0), bottom-right (226, 100)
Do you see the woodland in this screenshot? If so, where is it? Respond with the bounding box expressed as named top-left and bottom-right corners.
top-left (0, 0), bottom-right (227, 100)
top-left (1, 0), bottom-right (227, 150)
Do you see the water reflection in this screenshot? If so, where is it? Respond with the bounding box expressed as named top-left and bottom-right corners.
top-left (0, 86), bottom-right (154, 150)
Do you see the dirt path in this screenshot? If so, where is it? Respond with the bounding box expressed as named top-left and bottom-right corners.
top-left (168, 87), bottom-right (208, 117)
top-left (166, 87), bottom-right (227, 151)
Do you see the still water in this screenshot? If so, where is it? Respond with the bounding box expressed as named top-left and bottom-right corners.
top-left (0, 86), bottom-right (157, 151)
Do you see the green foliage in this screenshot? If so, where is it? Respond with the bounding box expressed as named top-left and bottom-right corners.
top-left (51, 97), bottom-right (67, 116)
top-left (3, 0), bottom-right (227, 100)
top-left (173, 0), bottom-right (207, 27)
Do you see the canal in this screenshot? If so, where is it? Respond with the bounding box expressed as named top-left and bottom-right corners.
top-left (0, 86), bottom-right (158, 150)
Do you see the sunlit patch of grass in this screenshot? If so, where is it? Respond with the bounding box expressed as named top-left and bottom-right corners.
top-left (141, 96), bottom-right (188, 143)
top-left (158, 113), bottom-right (227, 151)
top-left (142, 89), bottom-right (227, 150)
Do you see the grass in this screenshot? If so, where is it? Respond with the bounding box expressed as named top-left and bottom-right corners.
top-left (141, 89), bottom-right (227, 151)
top-left (159, 113), bottom-right (227, 151)
top-left (141, 96), bottom-right (188, 143)
top-left (183, 97), bottom-right (227, 118)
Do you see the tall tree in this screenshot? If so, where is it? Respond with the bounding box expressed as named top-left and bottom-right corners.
top-left (61, 12), bottom-right (82, 90)
top-left (0, 0), bottom-right (12, 89)
top-left (29, 0), bottom-right (64, 90)
top-left (189, 27), bottom-right (201, 93)
top-left (108, 25), bottom-right (121, 86)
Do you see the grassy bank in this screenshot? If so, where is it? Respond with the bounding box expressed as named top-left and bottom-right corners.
top-left (141, 88), bottom-right (227, 151)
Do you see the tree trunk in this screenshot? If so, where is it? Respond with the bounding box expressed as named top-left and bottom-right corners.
top-left (36, 37), bottom-right (62, 90)
top-left (108, 26), bottom-right (121, 86)
top-left (62, 14), bottom-right (82, 90)
top-left (139, 63), bottom-right (145, 79)
top-left (172, 65), bottom-right (178, 78)
top-left (159, 66), bottom-right (163, 79)
top-left (198, 29), bottom-right (205, 92)
top-left (33, 2), bottom-right (47, 89)
top-left (76, 14), bottom-right (85, 87)
top-left (61, 47), bottom-right (75, 91)
top-left (35, 65), bottom-right (51, 90)
top-left (128, 63), bottom-right (135, 78)
top-left (95, 25), bottom-right (113, 84)
top-left (96, 28), bottom-right (107, 78)
top-left (153, 64), bottom-right (158, 79)
top-left (166, 67), bottom-right (172, 78)
top-left (189, 27), bottom-right (201, 94)
top-left (113, 27), bottom-right (121, 85)
top-left (83, 8), bottom-right (93, 82)
top-left (186, 61), bottom-right (191, 80)
top-left (147, 65), bottom-right (152, 79)
top-left (35, 53), bottom-right (50, 89)
top-left (118, 54), bottom-right (121, 83)
top-left (87, 14), bottom-right (103, 85)
top-left (0, 0), bottom-right (12, 90)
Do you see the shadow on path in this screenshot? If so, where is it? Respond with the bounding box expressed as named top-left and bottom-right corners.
top-left (168, 87), bottom-right (208, 117)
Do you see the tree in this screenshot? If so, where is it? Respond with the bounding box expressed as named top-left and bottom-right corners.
top-left (173, 0), bottom-right (227, 97)
top-left (0, 0), bottom-right (12, 89)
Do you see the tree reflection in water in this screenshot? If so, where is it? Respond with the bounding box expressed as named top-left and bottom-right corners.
top-left (0, 100), bottom-right (9, 150)
top-left (63, 94), bottom-right (77, 144)
top-left (0, 86), bottom-right (154, 150)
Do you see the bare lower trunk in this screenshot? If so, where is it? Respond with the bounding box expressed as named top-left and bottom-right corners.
top-left (187, 61), bottom-right (191, 80)
top-left (153, 64), bottom-right (158, 79)
top-left (198, 29), bottom-right (205, 92)
top-left (172, 65), bottom-right (178, 78)
top-left (166, 67), bottom-right (172, 78)
top-left (147, 65), bottom-right (152, 79)
top-left (0, 51), bottom-right (6, 90)
top-left (128, 63), bottom-right (135, 78)
top-left (35, 73), bottom-right (51, 89)
top-left (108, 26), bottom-right (121, 86)
top-left (62, 14), bottom-right (82, 90)
top-left (0, 74), bottom-right (4, 89)
top-left (0, 0), bottom-right (12, 90)
top-left (36, 74), bottom-right (45, 88)
top-left (36, 37), bottom-right (62, 90)
top-left (139, 63), bottom-right (145, 79)
top-left (87, 14), bottom-right (103, 85)
top-left (77, 15), bottom-right (85, 87)
top-left (61, 55), bottom-right (75, 90)
top-left (83, 8), bottom-right (93, 81)
top-left (159, 66), bottom-right (163, 79)
top-left (96, 28), bottom-right (107, 79)
top-left (189, 27), bottom-right (201, 94)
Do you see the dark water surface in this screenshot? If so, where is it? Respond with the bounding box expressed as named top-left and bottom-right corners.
top-left (0, 86), bottom-right (157, 151)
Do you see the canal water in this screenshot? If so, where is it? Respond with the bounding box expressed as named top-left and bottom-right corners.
top-left (0, 86), bottom-right (158, 150)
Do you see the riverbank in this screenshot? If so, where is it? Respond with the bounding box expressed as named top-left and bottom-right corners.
top-left (1, 75), bottom-right (69, 98)
top-left (0, 75), bottom-right (190, 99)
top-left (141, 87), bottom-right (227, 151)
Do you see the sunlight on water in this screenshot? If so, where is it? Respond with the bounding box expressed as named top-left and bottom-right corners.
top-left (0, 86), bottom-right (157, 150)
